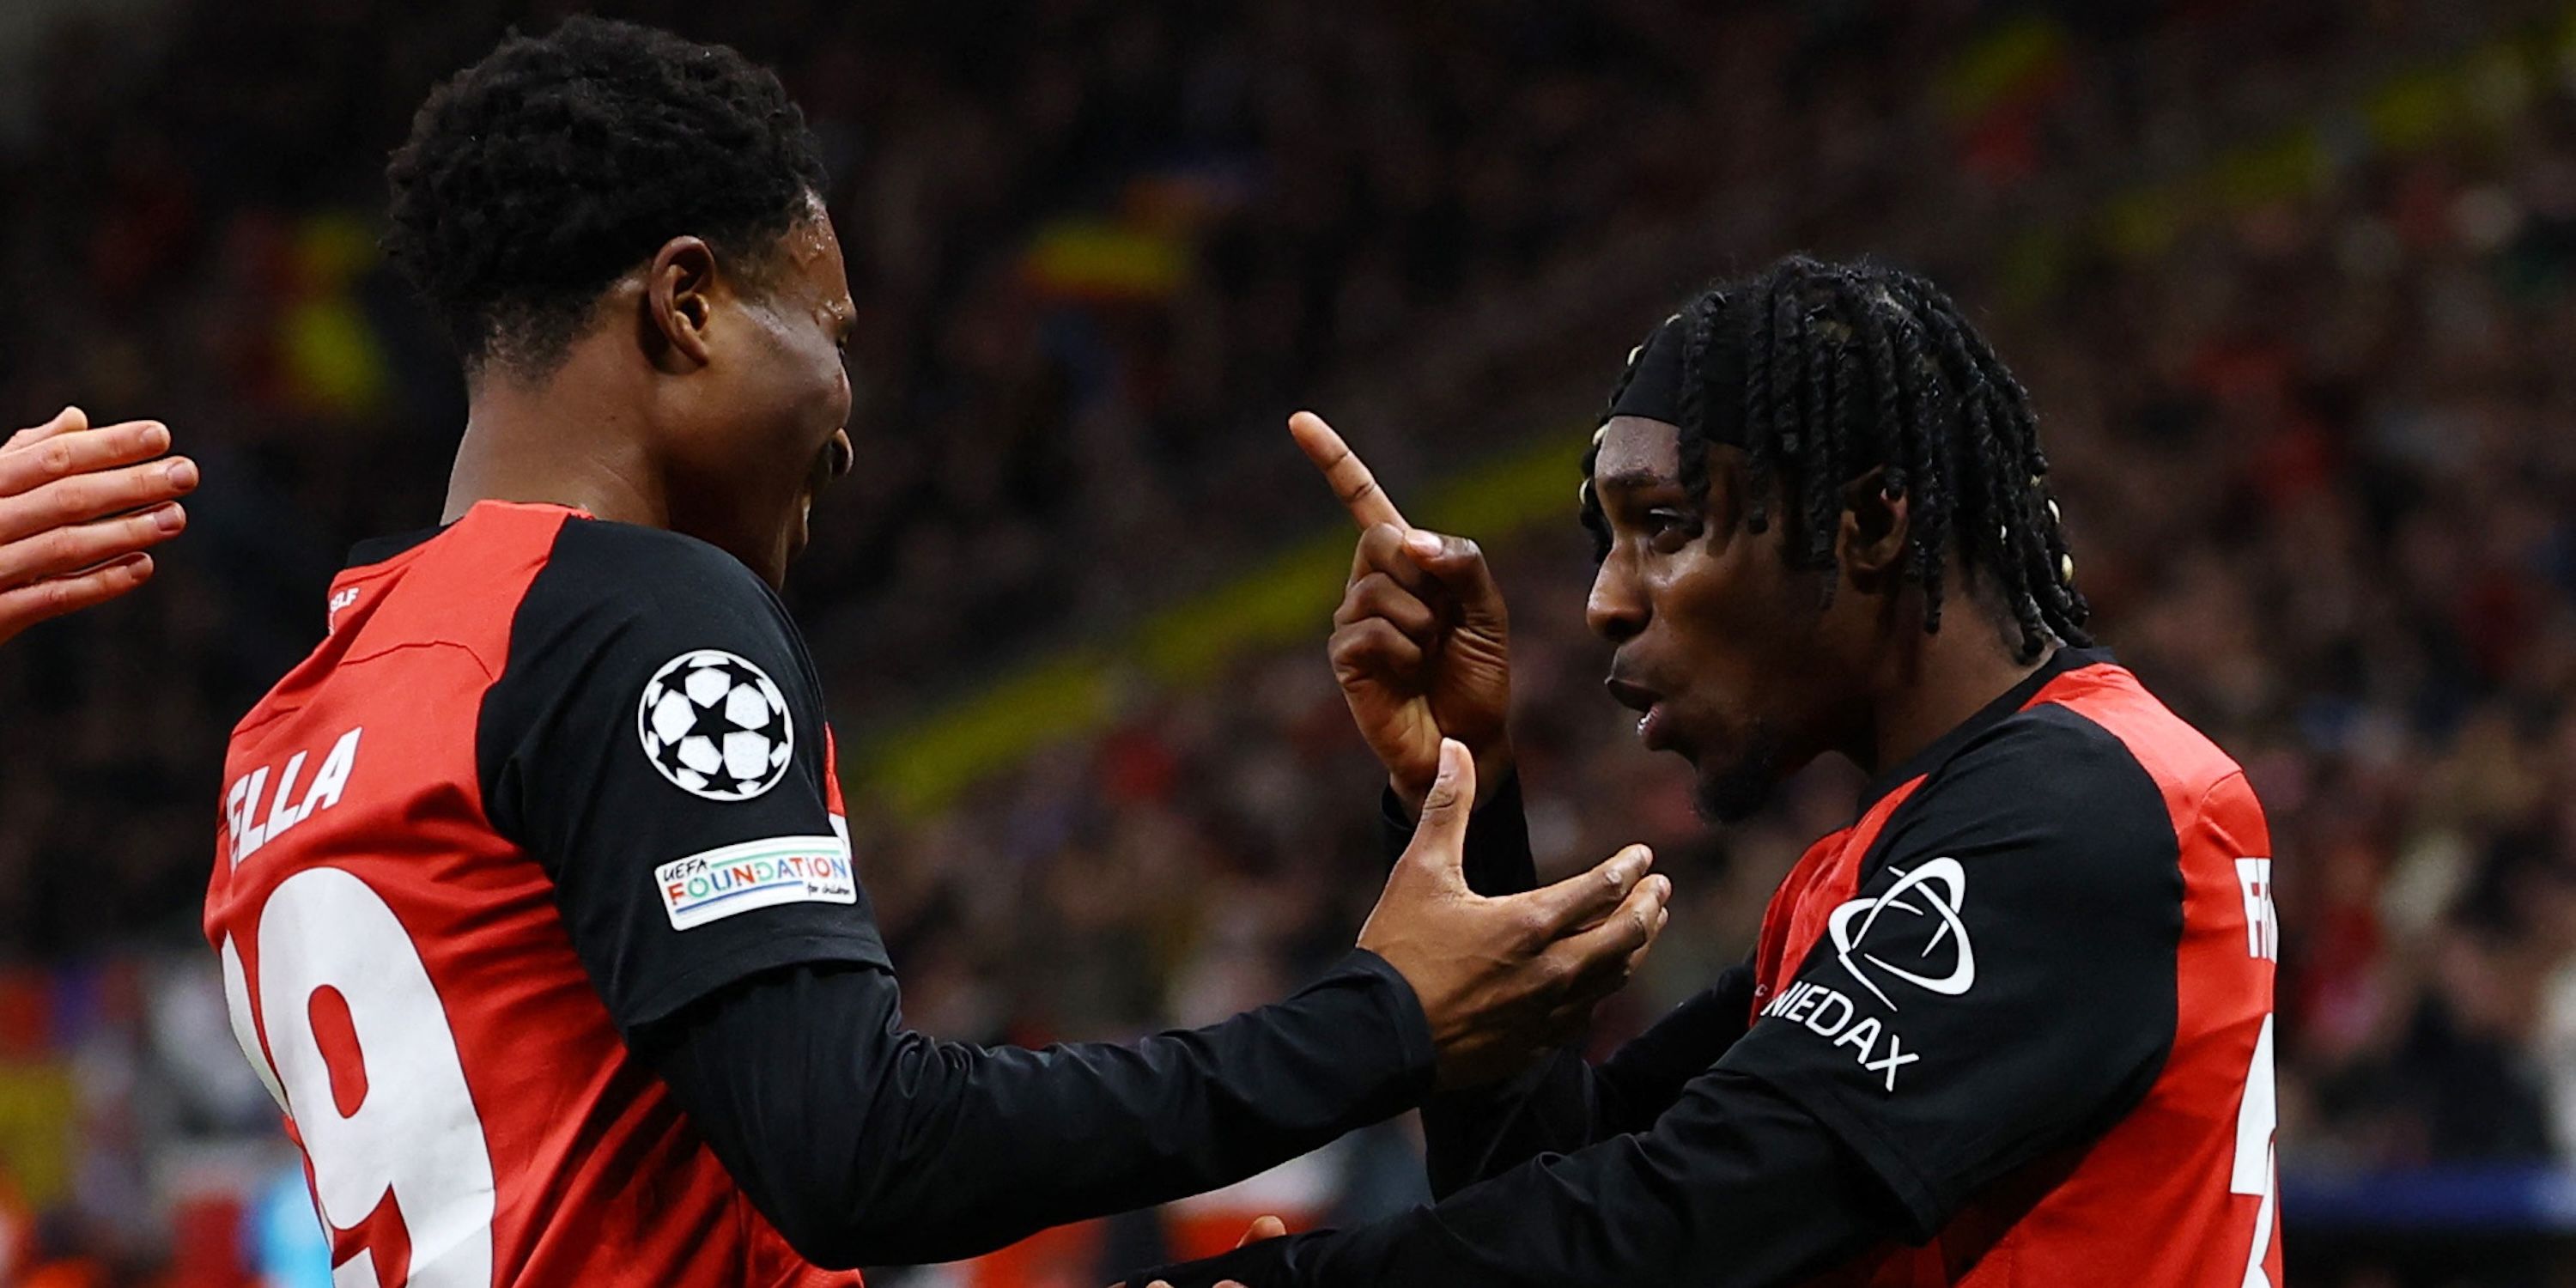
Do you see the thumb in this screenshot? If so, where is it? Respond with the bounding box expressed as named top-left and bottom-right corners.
top-left (1238, 1215), bottom-right (1288, 1247)
top-left (1404, 738), bottom-right (1476, 887)
top-left (1401, 530), bottom-right (1507, 631)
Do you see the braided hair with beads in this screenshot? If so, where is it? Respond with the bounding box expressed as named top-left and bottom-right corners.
top-left (1579, 256), bottom-right (2089, 661)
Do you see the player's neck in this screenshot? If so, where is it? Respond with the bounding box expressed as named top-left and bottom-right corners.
top-left (442, 364), bottom-right (668, 530)
top-left (1857, 615), bottom-right (2047, 781)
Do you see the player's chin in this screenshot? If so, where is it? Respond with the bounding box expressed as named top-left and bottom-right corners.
top-left (1691, 740), bottom-right (1785, 823)
top-left (1693, 764), bottom-right (1776, 823)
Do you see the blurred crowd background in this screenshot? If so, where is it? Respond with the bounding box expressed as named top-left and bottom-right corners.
top-left (3, 0), bottom-right (2574, 1285)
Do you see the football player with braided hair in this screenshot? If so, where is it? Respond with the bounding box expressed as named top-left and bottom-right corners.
top-left (1132, 256), bottom-right (2280, 1287)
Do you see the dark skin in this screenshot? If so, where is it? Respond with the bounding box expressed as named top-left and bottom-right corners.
top-left (1310, 409), bottom-right (2045, 826)
top-left (1586, 414), bottom-right (2045, 817)
top-left (435, 197), bottom-right (1673, 1105)
top-left (1158, 408), bottom-right (2041, 1288)
top-left (443, 191), bottom-right (857, 587)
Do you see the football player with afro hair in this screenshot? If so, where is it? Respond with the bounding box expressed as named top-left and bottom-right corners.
top-left (208, 18), bottom-right (1669, 1287)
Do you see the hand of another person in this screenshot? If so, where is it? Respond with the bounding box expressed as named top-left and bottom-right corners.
top-left (1358, 739), bottom-right (1669, 1089)
top-left (1291, 410), bottom-right (1512, 813)
top-left (0, 407), bottom-right (196, 644)
top-left (1133, 1215), bottom-right (1282, 1288)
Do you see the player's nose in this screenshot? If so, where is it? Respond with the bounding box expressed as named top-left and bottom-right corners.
top-left (1586, 556), bottom-right (1646, 643)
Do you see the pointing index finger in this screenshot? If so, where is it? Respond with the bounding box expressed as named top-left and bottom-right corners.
top-left (1289, 410), bottom-right (1409, 532)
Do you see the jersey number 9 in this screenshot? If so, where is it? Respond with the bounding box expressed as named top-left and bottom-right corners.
top-left (220, 867), bottom-right (497, 1288)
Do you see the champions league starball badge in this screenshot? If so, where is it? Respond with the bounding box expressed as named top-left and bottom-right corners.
top-left (637, 649), bottom-right (794, 801)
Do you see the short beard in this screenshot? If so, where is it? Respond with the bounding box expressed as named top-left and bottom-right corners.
top-left (1693, 724), bottom-right (1789, 823)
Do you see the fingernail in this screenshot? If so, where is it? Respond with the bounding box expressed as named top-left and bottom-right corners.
top-left (167, 459), bottom-right (197, 488)
top-left (153, 504), bottom-right (185, 533)
top-left (1404, 531), bottom-right (1442, 559)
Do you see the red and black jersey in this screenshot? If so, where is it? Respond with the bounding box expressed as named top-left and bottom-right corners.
top-left (205, 501), bottom-right (880, 1288)
top-left (208, 501), bottom-right (1443, 1288)
top-left (1738, 652), bottom-right (2279, 1287)
top-left (1134, 648), bottom-right (2281, 1288)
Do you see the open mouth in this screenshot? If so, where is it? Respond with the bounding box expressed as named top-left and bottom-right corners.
top-left (1606, 677), bottom-right (1674, 750)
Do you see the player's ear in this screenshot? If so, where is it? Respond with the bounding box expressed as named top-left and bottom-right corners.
top-left (1836, 465), bottom-right (1908, 590)
top-left (641, 236), bottom-right (720, 372)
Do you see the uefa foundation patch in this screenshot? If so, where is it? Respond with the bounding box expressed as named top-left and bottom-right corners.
top-left (654, 835), bottom-right (856, 929)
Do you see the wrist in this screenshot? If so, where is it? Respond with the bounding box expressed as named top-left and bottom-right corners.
top-left (1344, 946), bottom-right (1440, 1096)
top-left (1391, 740), bottom-right (1514, 818)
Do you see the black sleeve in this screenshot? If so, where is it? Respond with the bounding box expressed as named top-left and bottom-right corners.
top-left (477, 519), bottom-right (887, 1031)
top-left (1125, 1071), bottom-right (1895, 1288)
top-left (1720, 707), bottom-right (2182, 1234)
top-left (1392, 771), bottom-right (1759, 1196)
top-left (641, 952), bottom-right (1436, 1269)
top-left (1127, 708), bottom-right (2184, 1287)
top-left (483, 521), bottom-right (1442, 1267)
top-left (1423, 963), bottom-right (1757, 1196)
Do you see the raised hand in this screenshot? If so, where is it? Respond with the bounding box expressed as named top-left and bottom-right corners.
top-left (1291, 410), bottom-right (1511, 811)
top-left (0, 407), bottom-right (196, 646)
top-left (1357, 740), bottom-right (1670, 1089)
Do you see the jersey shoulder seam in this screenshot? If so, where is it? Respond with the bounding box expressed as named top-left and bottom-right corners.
top-left (339, 636), bottom-right (501, 680)
top-left (229, 640), bottom-right (496, 738)
top-left (539, 518), bottom-right (787, 622)
top-left (1881, 701), bottom-right (2175, 875)
top-left (1922, 701), bottom-right (2148, 794)
top-left (2181, 765), bottom-right (2253, 837)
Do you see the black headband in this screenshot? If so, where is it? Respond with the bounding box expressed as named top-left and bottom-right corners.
top-left (1602, 302), bottom-right (1749, 447)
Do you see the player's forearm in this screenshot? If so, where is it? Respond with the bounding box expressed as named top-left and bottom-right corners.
top-left (1420, 1048), bottom-right (1608, 1197)
top-left (1587, 963), bottom-right (1759, 1126)
top-left (1134, 1071), bottom-right (1891, 1288)
top-left (1421, 957), bottom-right (1759, 1195)
top-left (648, 951), bottom-right (1436, 1268)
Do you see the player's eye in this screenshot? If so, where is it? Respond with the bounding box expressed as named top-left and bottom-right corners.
top-left (1644, 507), bottom-right (1700, 553)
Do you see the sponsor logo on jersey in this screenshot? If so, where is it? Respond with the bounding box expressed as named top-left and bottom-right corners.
top-left (1825, 856), bottom-right (1975, 1008)
top-left (654, 835), bottom-right (855, 930)
top-left (1759, 979), bottom-right (1920, 1091)
top-left (636, 650), bottom-right (796, 802)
